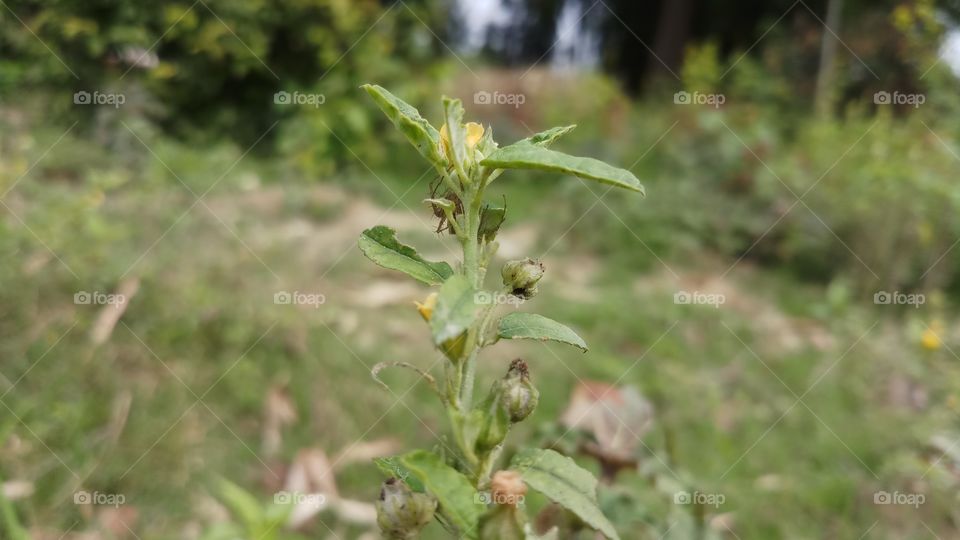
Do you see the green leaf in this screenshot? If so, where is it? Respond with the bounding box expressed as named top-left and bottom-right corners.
top-left (358, 226), bottom-right (454, 285)
top-left (361, 84), bottom-right (444, 166)
top-left (431, 275), bottom-right (479, 345)
top-left (423, 198), bottom-right (455, 212)
top-left (443, 97), bottom-right (469, 173)
top-left (480, 143), bottom-right (644, 194)
top-left (477, 124), bottom-right (498, 156)
top-left (497, 313), bottom-right (588, 352)
top-left (216, 479), bottom-right (264, 531)
top-left (510, 448), bottom-right (620, 540)
top-left (518, 125), bottom-right (576, 147)
top-left (373, 456), bottom-right (425, 492)
top-left (399, 450), bottom-right (481, 539)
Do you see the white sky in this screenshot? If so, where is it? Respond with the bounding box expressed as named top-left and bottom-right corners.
top-left (940, 29), bottom-right (960, 76)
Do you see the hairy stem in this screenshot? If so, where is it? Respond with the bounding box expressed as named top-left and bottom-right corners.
top-left (461, 192), bottom-right (480, 286)
top-left (460, 347), bottom-right (478, 408)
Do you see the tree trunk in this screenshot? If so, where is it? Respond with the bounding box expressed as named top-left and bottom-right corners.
top-left (646, 0), bottom-right (694, 83)
top-left (815, 0), bottom-right (844, 117)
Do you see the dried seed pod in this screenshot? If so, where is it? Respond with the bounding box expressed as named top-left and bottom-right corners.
top-left (376, 477), bottom-right (436, 540)
top-left (501, 259), bottom-right (544, 299)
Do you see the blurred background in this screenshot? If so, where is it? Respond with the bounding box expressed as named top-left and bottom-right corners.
top-left (3, 0), bottom-right (960, 538)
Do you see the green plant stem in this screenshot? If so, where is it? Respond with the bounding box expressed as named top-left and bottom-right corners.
top-left (474, 446), bottom-right (502, 488)
top-left (443, 361), bottom-right (459, 408)
top-left (443, 205), bottom-right (464, 237)
top-left (461, 190), bottom-right (480, 287)
top-left (458, 178), bottom-right (488, 406)
top-left (446, 170), bottom-right (500, 483)
top-left (460, 348), bottom-right (478, 408)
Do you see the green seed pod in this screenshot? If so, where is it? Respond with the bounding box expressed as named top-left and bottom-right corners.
top-left (500, 359), bottom-right (539, 422)
top-left (475, 360), bottom-right (539, 455)
top-left (475, 387), bottom-right (510, 454)
top-left (376, 478), bottom-right (437, 540)
top-left (501, 259), bottom-right (544, 299)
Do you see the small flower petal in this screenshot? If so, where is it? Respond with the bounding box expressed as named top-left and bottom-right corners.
top-left (415, 292), bottom-right (438, 322)
top-left (465, 122), bottom-right (485, 150)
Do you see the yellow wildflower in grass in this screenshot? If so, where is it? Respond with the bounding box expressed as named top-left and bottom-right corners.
top-left (921, 320), bottom-right (943, 351)
top-left (415, 292), bottom-right (438, 322)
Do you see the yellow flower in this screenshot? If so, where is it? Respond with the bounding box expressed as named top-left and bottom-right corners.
top-left (439, 123), bottom-right (451, 160)
top-left (465, 122), bottom-right (484, 151)
top-left (438, 122), bottom-right (485, 160)
top-left (415, 292), bottom-right (438, 322)
top-left (921, 320), bottom-right (943, 351)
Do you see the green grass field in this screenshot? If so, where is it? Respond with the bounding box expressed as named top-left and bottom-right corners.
top-left (2, 113), bottom-right (958, 539)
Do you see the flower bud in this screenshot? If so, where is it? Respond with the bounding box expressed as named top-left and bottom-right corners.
top-left (501, 259), bottom-right (544, 299)
top-left (478, 474), bottom-right (527, 540)
top-left (489, 470), bottom-right (527, 507)
top-left (376, 478), bottom-right (437, 540)
top-left (500, 359), bottom-right (539, 422)
top-left (475, 360), bottom-right (539, 454)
